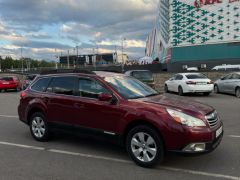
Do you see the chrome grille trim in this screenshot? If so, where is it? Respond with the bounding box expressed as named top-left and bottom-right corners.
top-left (205, 110), bottom-right (219, 128)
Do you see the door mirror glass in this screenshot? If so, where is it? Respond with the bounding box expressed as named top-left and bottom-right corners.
top-left (98, 93), bottom-right (113, 102)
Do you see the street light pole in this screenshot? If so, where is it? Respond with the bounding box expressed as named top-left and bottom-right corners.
top-left (76, 45), bottom-right (79, 68)
top-left (67, 50), bottom-right (70, 69)
top-left (121, 38), bottom-right (126, 73)
top-left (21, 46), bottom-right (23, 73)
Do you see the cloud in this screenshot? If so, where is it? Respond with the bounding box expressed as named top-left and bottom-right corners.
top-left (0, 0), bottom-right (157, 60)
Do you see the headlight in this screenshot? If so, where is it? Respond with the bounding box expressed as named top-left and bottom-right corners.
top-left (166, 109), bottom-right (206, 127)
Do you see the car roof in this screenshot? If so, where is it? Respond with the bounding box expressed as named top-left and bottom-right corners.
top-left (125, 70), bottom-right (151, 73)
top-left (94, 71), bottom-right (124, 78)
top-left (176, 73), bottom-right (203, 76)
top-left (38, 71), bottom-right (125, 79)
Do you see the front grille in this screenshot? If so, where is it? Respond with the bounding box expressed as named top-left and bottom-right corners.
top-left (205, 111), bottom-right (219, 127)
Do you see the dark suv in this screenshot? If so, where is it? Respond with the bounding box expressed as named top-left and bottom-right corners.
top-left (18, 71), bottom-right (223, 167)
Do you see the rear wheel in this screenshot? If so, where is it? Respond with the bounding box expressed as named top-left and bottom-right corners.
top-left (126, 125), bottom-right (164, 168)
top-left (164, 84), bottom-right (169, 93)
top-left (29, 112), bottom-right (50, 142)
top-left (214, 85), bottom-right (219, 94)
top-left (236, 87), bottom-right (240, 98)
top-left (178, 86), bottom-right (184, 96)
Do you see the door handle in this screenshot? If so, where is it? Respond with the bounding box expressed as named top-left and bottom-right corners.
top-left (74, 103), bottom-right (85, 108)
top-left (43, 97), bottom-right (50, 103)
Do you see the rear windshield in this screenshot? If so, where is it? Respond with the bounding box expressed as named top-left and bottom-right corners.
top-left (132, 71), bottom-right (153, 80)
top-left (0, 77), bottom-right (14, 81)
top-left (186, 74), bottom-right (207, 79)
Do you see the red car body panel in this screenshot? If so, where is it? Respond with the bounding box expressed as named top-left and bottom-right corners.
top-left (18, 72), bottom-right (223, 152)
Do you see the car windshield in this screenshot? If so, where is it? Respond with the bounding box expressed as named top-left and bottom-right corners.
top-left (104, 76), bottom-right (158, 99)
top-left (186, 74), bottom-right (207, 79)
top-left (132, 71), bottom-right (153, 80)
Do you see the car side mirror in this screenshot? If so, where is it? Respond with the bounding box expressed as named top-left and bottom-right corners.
top-left (98, 93), bottom-right (113, 102)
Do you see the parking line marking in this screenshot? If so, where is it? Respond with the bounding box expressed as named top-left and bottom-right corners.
top-left (160, 166), bottom-right (240, 180)
top-left (48, 149), bottom-right (131, 163)
top-left (228, 135), bottom-right (240, 138)
top-left (0, 141), bottom-right (44, 150)
top-left (0, 115), bottom-right (18, 118)
top-left (0, 140), bottom-right (239, 180)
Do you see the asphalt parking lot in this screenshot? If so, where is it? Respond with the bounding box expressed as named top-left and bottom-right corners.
top-left (0, 92), bottom-right (239, 180)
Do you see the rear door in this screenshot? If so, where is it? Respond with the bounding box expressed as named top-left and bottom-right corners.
top-left (227, 73), bottom-right (240, 94)
top-left (220, 74), bottom-right (233, 93)
top-left (45, 76), bottom-right (78, 126)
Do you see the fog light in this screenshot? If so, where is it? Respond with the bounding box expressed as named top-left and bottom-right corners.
top-left (183, 143), bottom-right (206, 152)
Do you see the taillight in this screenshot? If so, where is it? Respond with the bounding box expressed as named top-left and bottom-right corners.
top-left (20, 91), bottom-right (27, 98)
top-left (207, 81), bottom-right (213, 84)
top-left (186, 81), bottom-right (196, 85)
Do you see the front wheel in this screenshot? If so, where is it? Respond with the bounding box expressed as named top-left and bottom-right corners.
top-left (29, 112), bottom-right (50, 142)
top-left (126, 126), bottom-right (164, 168)
top-left (178, 86), bottom-right (184, 96)
top-left (236, 87), bottom-right (240, 98)
top-left (214, 85), bottom-right (219, 94)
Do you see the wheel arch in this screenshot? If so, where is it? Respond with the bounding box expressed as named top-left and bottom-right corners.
top-left (123, 120), bottom-right (166, 151)
top-left (27, 107), bottom-right (45, 125)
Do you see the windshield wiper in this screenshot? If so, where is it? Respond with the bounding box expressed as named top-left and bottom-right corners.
top-left (145, 93), bottom-right (159, 97)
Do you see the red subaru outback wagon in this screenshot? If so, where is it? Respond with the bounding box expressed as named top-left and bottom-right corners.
top-left (18, 71), bottom-right (223, 167)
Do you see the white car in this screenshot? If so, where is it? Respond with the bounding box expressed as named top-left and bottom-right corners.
top-left (164, 73), bottom-right (214, 96)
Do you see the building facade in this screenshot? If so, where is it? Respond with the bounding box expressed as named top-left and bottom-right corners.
top-left (146, 0), bottom-right (240, 71)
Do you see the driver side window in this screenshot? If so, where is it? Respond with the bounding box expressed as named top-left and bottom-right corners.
top-left (78, 78), bottom-right (109, 99)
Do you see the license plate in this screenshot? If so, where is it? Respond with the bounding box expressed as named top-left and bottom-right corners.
top-left (216, 126), bottom-right (223, 138)
top-left (2, 82), bottom-right (9, 84)
top-left (197, 82), bottom-right (207, 85)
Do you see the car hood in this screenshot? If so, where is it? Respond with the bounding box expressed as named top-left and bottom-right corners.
top-left (138, 95), bottom-right (213, 116)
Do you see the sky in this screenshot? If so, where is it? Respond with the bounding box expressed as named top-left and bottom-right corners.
top-left (0, 0), bottom-right (158, 61)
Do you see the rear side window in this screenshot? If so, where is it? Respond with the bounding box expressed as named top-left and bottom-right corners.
top-left (186, 74), bottom-right (207, 79)
top-left (231, 74), bottom-right (240, 79)
top-left (175, 75), bottom-right (183, 80)
top-left (31, 78), bottom-right (51, 92)
top-left (78, 78), bottom-right (109, 99)
top-left (47, 76), bottom-right (77, 96)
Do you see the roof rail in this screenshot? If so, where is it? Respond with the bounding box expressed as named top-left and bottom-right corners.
top-left (40, 69), bottom-right (96, 75)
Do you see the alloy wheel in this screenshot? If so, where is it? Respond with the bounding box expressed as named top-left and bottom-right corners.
top-left (131, 132), bottom-right (157, 163)
top-left (31, 116), bottom-right (46, 138)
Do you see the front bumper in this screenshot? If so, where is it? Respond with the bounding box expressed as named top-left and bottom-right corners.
top-left (169, 123), bottom-right (224, 154)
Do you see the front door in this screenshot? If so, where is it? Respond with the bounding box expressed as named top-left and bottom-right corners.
top-left (73, 77), bottom-right (126, 133)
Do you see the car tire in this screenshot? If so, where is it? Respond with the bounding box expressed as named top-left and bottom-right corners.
top-left (236, 87), bottom-right (240, 98)
top-left (203, 92), bottom-right (210, 96)
top-left (126, 125), bottom-right (164, 168)
top-left (164, 85), bottom-right (169, 93)
top-left (214, 85), bottom-right (219, 94)
top-left (178, 86), bottom-right (184, 96)
top-left (29, 112), bottom-right (50, 142)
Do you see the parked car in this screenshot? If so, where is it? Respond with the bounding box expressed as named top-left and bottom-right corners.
top-left (214, 72), bottom-right (240, 98)
top-left (212, 64), bottom-right (240, 71)
top-left (165, 73), bottom-right (214, 96)
top-left (22, 74), bottom-right (38, 90)
top-left (18, 71), bottom-right (223, 167)
top-left (0, 76), bottom-right (21, 91)
top-left (186, 67), bottom-right (198, 71)
top-left (125, 70), bottom-right (155, 88)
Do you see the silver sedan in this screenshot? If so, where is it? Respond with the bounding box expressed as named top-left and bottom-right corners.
top-left (214, 72), bottom-right (240, 98)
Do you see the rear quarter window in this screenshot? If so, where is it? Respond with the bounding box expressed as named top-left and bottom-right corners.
top-left (31, 77), bottom-right (51, 92)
